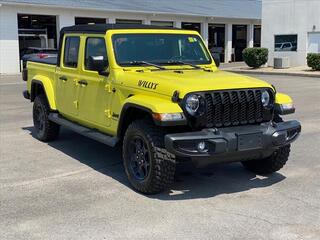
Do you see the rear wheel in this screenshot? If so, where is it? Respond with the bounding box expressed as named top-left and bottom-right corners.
top-left (123, 119), bottom-right (175, 194)
top-left (33, 94), bottom-right (60, 142)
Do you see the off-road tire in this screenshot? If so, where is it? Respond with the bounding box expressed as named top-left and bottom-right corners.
top-left (123, 119), bottom-right (176, 194)
top-left (241, 145), bottom-right (291, 174)
top-left (242, 114), bottom-right (290, 174)
top-left (33, 94), bottom-right (60, 142)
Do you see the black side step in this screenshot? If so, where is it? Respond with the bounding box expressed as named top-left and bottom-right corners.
top-left (48, 113), bottom-right (119, 147)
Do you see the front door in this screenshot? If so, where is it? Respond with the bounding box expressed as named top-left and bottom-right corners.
top-left (56, 35), bottom-right (81, 119)
top-left (77, 36), bottom-right (112, 131)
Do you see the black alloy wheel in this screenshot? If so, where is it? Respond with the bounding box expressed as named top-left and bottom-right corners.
top-left (128, 136), bottom-right (151, 181)
top-left (122, 119), bottom-right (176, 194)
top-left (33, 104), bottom-right (46, 136)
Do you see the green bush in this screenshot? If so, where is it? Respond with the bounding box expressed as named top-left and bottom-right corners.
top-left (242, 48), bottom-right (268, 68)
top-left (307, 53), bottom-right (320, 71)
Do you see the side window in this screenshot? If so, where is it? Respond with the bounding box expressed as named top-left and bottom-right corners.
top-left (63, 37), bottom-right (80, 68)
top-left (85, 37), bottom-right (108, 71)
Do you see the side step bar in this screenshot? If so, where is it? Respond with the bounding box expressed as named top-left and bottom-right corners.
top-left (48, 113), bottom-right (119, 147)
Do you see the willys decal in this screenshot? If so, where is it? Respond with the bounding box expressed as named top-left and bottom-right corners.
top-left (138, 80), bottom-right (159, 90)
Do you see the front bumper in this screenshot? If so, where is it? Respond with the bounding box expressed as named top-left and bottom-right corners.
top-left (165, 120), bottom-right (301, 167)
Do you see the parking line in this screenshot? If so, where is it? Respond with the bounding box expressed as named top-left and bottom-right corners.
top-left (0, 82), bottom-right (25, 86)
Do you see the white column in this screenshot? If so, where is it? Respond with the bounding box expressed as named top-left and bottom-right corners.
top-left (58, 14), bottom-right (74, 30)
top-left (0, 5), bottom-right (20, 74)
top-left (247, 24), bottom-right (254, 48)
top-left (56, 14), bottom-right (75, 46)
top-left (108, 18), bottom-right (116, 24)
top-left (143, 19), bottom-right (151, 25)
top-left (174, 21), bottom-right (181, 29)
top-left (225, 23), bottom-right (233, 63)
top-left (201, 20), bottom-right (209, 46)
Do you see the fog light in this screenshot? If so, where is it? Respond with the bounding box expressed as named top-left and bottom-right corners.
top-left (197, 141), bottom-right (208, 152)
top-left (272, 131), bottom-right (288, 146)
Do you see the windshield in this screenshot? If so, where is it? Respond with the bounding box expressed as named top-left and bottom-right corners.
top-left (112, 34), bottom-right (212, 66)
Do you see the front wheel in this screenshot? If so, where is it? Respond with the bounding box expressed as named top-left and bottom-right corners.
top-left (241, 145), bottom-right (291, 175)
top-left (122, 119), bottom-right (176, 194)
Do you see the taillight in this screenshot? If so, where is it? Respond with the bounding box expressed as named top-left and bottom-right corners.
top-left (37, 53), bottom-right (48, 59)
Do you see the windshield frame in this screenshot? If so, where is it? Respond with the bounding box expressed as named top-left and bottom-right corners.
top-left (111, 32), bottom-right (213, 68)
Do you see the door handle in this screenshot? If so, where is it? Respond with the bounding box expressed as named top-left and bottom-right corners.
top-left (78, 80), bottom-right (88, 86)
top-left (59, 76), bottom-right (68, 81)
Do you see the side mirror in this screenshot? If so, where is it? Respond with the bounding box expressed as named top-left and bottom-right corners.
top-left (87, 56), bottom-right (109, 75)
top-left (211, 52), bottom-right (220, 67)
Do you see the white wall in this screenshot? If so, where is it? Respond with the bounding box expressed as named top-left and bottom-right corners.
top-left (0, 3), bottom-right (260, 74)
top-left (0, 5), bottom-right (20, 74)
top-left (262, 0), bottom-right (320, 67)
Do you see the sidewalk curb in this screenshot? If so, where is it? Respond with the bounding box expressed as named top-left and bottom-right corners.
top-left (224, 69), bottom-right (320, 78)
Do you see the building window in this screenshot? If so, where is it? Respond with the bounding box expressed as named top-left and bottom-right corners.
top-left (63, 37), bottom-right (80, 68)
top-left (208, 24), bottom-right (225, 63)
top-left (151, 21), bottom-right (174, 28)
top-left (116, 19), bottom-right (143, 25)
top-left (17, 14), bottom-right (57, 59)
top-left (75, 17), bottom-right (106, 25)
top-left (308, 32), bottom-right (320, 53)
top-left (232, 25), bottom-right (247, 61)
top-left (181, 22), bottom-right (201, 34)
top-left (275, 35), bottom-right (298, 52)
top-left (254, 25), bottom-right (261, 47)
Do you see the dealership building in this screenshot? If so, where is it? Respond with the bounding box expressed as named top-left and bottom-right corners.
top-left (0, 0), bottom-right (262, 74)
top-left (262, 0), bottom-right (320, 67)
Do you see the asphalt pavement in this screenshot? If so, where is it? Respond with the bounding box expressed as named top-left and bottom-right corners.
top-left (0, 73), bottom-right (319, 240)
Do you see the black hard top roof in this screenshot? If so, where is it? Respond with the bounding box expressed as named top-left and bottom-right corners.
top-left (61, 24), bottom-right (179, 35)
top-left (57, 24), bottom-right (181, 66)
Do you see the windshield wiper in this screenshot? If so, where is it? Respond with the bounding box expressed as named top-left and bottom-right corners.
top-left (125, 61), bottom-right (166, 70)
top-left (166, 60), bottom-right (202, 69)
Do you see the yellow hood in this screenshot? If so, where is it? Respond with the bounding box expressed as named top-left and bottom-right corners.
top-left (117, 68), bottom-right (273, 98)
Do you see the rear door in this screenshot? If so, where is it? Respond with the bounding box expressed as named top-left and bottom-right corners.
top-left (77, 35), bottom-right (112, 131)
top-left (56, 35), bottom-right (81, 119)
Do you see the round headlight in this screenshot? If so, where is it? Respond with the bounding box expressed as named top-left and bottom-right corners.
top-left (185, 94), bottom-right (200, 116)
top-left (261, 90), bottom-right (270, 107)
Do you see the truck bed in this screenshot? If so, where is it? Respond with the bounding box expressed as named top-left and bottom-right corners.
top-left (26, 60), bottom-right (57, 103)
top-left (28, 56), bottom-right (57, 66)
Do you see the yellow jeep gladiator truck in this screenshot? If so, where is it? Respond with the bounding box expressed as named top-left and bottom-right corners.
top-left (23, 24), bottom-right (301, 194)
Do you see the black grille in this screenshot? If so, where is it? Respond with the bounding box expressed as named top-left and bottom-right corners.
top-left (204, 89), bottom-right (270, 128)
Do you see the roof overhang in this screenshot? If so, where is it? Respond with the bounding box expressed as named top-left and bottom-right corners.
top-left (0, 1), bottom-right (261, 21)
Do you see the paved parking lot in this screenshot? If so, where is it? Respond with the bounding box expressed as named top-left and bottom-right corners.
top-left (0, 74), bottom-right (319, 240)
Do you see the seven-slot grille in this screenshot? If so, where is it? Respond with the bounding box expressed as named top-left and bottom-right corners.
top-left (204, 89), bottom-right (271, 128)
